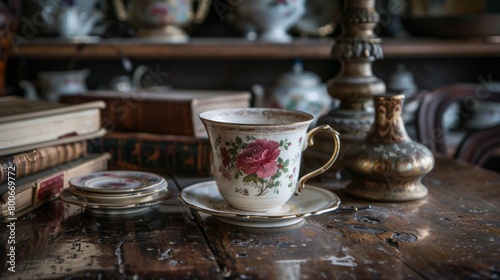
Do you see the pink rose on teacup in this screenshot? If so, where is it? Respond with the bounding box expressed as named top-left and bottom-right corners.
top-left (236, 139), bottom-right (280, 178)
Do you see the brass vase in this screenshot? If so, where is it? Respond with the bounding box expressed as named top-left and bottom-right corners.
top-left (342, 93), bottom-right (434, 201)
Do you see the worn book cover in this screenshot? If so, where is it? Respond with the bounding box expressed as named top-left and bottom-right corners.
top-left (60, 89), bottom-right (251, 137)
top-left (88, 131), bottom-right (212, 176)
top-left (0, 153), bottom-right (110, 221)
top-left (0, 96), bottom-right (105, 151)
top-left (0, 128), bottom-right (106, 156)
top-left (0, 140), bottom-right (88, 184)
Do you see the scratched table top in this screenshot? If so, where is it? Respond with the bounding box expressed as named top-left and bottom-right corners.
top-left (1, 155), bottom-right (499, 279)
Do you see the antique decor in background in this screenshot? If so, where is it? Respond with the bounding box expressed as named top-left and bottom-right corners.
top-left (305, 0), bottom-right (386, 178)
top-left (111, 0), bottom-right (211, 42)
top-left (342, 94), bottom-right (435, 201)
top-left (268, 59), bottom-right (333, 125)
top-left (235, 0), bottom-right (306, 42)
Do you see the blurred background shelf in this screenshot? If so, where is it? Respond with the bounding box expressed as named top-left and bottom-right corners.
top-left (11, 37), bottom-right (500, 59)
top-left (12, 38), bottom-right (334, 59)
top-left (382, 37), bottom-right (500, 58)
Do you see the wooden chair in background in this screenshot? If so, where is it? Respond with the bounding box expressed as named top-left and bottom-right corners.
top-left (454, 124), bottom-right (500, 170)
top-left (415, 83), bottom-right (500, 172)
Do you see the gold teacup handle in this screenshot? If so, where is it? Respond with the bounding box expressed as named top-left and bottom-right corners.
top-left (296, 125), bottom-right (340, 195)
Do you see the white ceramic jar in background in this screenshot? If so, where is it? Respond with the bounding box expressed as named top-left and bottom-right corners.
top-left (237, 0), bottom-right (306, 42)
top-left (270, 60), bottom-right (333, 125)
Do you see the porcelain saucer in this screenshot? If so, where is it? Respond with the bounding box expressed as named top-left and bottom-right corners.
top-left (67, 182), bottom-right (167, 204)
top-left (69, 171), bottom-right (165, 194)
top-left (179, 181), bottom-right (341, 228)
top-left (60, 188), bottom-right (173, 215)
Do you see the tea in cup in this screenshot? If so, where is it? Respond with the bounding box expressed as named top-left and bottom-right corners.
top-left (200, 108), bottom-right (340, 212)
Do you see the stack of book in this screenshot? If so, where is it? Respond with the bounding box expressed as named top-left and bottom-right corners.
top-left (60, 89), bottom-right (252, 177)
top-left (0, 96), bottom-right (110, 221)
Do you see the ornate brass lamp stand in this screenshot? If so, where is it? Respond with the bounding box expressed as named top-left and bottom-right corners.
top-left (305, 0), bottom-right (386, 178)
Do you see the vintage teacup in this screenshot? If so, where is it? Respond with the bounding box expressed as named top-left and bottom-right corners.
top-left (200, 108), bottom-right (340, 212)
top-left (19, 69), bottom-right (90, 102)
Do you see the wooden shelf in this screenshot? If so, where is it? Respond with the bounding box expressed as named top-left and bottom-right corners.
top-left (10, 37), bottom-right (500, 59)
top-left (382, 37), bottom-right (500, 58)
top-left (12, 38), bottom-right (334, 59)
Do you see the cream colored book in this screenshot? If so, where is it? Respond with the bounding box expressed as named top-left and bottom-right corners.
top-left (0, 96), bottom-right (105, 152)
top-left (0, 153), bottom-right (111, 221)
top-left (0, 128), bottom-right (106, 156)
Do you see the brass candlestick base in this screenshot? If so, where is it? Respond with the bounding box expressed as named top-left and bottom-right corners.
top-left (304, 0), bottom-right (385, 179)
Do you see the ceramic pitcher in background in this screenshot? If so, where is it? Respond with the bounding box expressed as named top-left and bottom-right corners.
top-left (55, 6), bottom-right (104, 38)
top-left (39, 0), bottom-right (105, 38)
top-left (236, 0), bottom-right (306, 42)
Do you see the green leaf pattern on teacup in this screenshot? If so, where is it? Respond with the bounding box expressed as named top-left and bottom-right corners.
top-left (215, 134), bottom-right (302, 197)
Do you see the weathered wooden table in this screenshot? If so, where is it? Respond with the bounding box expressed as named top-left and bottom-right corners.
top-left (1, 155), bottom-right (499, 279)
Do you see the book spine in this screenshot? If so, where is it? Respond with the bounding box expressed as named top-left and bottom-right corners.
top-left (0, 153), bottom-right (110, 221)
top-left (0, 141), bottom-right (88, 184)
top-left (89, 134), bottom-right (212, 176)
